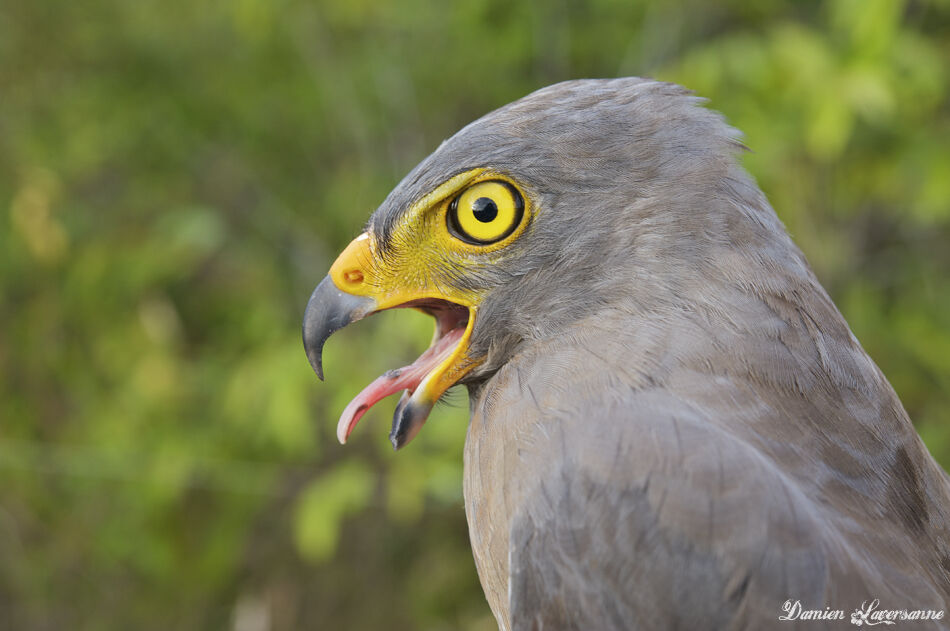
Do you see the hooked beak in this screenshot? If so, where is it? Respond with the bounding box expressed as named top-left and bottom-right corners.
top-left (302, 233), bottom-right (479, 450)
top-left (302, 276), bottom-right (376, 381)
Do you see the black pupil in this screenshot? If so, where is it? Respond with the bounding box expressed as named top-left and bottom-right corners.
top-left (471, 197), bottom-right (498, 223)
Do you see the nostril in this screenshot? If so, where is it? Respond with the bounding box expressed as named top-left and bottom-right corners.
top-left (343, 269), bottom-right (364, 284)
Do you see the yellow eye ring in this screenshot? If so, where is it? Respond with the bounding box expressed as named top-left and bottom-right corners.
top-left (447, 180), bottom-right (524, 245)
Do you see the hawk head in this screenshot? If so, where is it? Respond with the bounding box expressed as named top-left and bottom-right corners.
top-left (303, 78), bottom-right (782, 449)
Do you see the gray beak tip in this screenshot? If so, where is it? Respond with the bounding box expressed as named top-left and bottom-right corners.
top-left (302, 275), bottom-right (375, 382)
top-left (389, 393), bottom-right (412, 451)
top-left (302, 327), bottom-right (326, 380)
top-left (389, 392), bottom-right (434, 451)
top-left (312, 357), bottom-right (325, 382)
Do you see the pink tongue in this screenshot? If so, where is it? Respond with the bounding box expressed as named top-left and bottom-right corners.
top-left (337, 326), bottom-right (465, 444)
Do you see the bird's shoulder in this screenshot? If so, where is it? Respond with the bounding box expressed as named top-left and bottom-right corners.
top-left (464, 316), bottom-right (950, 629)
top-left (472, 368), bottom-right (831, 630)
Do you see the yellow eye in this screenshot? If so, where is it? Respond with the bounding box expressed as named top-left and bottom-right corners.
top-left (447, 180), bottom-right (524, 245)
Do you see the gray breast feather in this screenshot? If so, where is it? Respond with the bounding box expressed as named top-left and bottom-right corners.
top-left (464, 319), bottom-right (950, 630)
top-left (508, 395), bottom-right (833, 630)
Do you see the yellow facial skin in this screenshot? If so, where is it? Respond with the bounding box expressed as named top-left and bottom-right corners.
top-left (328, 168), bottom-right (532, 409)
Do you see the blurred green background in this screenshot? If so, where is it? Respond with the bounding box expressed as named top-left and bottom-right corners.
top-left (1, 0), bottom-right (949, 629)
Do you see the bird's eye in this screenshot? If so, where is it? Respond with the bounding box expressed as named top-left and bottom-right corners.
top-left (447, 180), bottom-right (524, 245)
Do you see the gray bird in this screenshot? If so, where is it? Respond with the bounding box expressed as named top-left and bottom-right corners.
top-left (303, 78), bottom-right (950, 629)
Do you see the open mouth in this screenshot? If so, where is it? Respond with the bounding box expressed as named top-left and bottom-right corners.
top-left (336, 299), bottom-right (471, 444)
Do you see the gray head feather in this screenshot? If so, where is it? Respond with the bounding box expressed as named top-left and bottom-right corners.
top-left (366, 78), bottom-right (825, 385)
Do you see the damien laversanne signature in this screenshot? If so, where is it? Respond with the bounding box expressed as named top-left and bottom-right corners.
top-left (780, 599), bottom-right (946, 625)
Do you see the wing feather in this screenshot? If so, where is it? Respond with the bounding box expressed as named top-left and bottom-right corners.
top-left (463, 310), bottom-right (950, 630)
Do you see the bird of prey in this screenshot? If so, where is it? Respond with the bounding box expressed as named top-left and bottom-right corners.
top-left (303, 78), bottom-right (950, 629)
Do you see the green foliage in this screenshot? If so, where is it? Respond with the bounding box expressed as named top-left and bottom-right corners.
top-left (294, 460), bottom-right (374, 562)
top-left (0, 0), bottom-right (948, 629)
